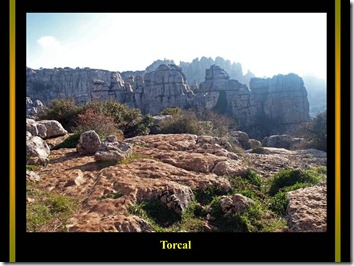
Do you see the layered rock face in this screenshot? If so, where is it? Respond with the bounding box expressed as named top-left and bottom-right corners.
top-left (195, 65), bottom-right (251, 126)
top-left (27, 64), bottom-right (310, 135)
top-left (249, 74), bottom-right (310, 126)
top-left (133, 64), bottom-right (194, 114)
top-left (195, 65), bottom-right (310, 137)
top-left (26, 67), bottom-right (127, 105)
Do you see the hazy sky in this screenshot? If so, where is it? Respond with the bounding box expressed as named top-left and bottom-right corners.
top-left (27, 13), bottom-right (326, 79)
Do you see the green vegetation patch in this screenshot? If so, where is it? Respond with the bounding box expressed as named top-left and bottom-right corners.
top-left (98, 192), bottom-right (123, 201)
top-left (53, 133), bottom-right (81, 149)
top-left (129, 200), bottom-right (181, 228)
top-left (26, 183), bottom-right (78, 232)
top-left (193, 185), bottom-right (227, 205)
top-left (242, 169), bottom-right (262, 187)
top-left (268, 168), bottom-right (323, 196)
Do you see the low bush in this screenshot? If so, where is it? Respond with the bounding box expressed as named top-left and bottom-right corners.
top-left (268, 168), bottom-right (322, 196)
top-left (75, 108), bottom-right (123, 140)
top-left (38, 98), bottom-right (81, 132)
top-left (159, 110), bottom-right (205, 135)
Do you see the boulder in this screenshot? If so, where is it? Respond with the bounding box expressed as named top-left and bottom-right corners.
top-left (26, 170), bottom-right (41, 182)
top-left (94, 141), bottom-right (133, 162)
top-left (230, 131), bottom-right (250, 149)
top-left (36, 120), bottom-right (68, 138)
top-left (26, 135), bottom-right (50, 165)
top-left (262, 134), bottom-right (307, 150)
top-left (77, 130), bottom-right (101, 155)
top-left (286, 184), bottom-right (327, 232)
top-left (26, 97), bottom-right (45, 119)
top-left (248, 139), bottom-right (262, 149)
top-left (219, 194), bottom-right (255, 217)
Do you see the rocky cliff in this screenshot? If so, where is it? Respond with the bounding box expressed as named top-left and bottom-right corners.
top-left (194, 65), bottom-right (310, 137)
top-left (27, 64), bottom-right (310, 138)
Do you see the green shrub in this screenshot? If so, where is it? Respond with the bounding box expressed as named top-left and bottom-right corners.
top-left (209, 196), bottom-right (263, 232)
top-left (38, 98), bottom-right (82, 132)
top-left (270, 192), bottom-right (288, 216)
top-left (84, 100), bottom-right (152, 138)
top-left (193, 185), bottom-right (226, 205)
top-left (226, 175), bottom-right (266, 201)
top-left (268, 169), bottom-right (322, 196)
top-left (289, 111), bottom-right (327, 151)
top-left (160, 107), bottom-right (182, 116)
top-left (159, 110), bottom-right (205, 135)
top-left (179, 202), bottom-right (208, 232)
top-left (242, 169), bottom-right (262, 187)
top-left (193, 107), bottom-right (237, 137)
top-left (129, 200), bottom-right (181, 227)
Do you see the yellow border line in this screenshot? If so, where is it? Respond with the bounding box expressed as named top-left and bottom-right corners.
top-left (335, 0), bottom-right (341, 262)
top-left (9, 0), bottom-right (16, 262)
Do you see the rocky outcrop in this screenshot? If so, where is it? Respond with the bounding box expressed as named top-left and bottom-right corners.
top-left (27, 64), bottom-right (311, 138)
top-left (26, 67), bottom-right (127, 105)
top-left (26, 119), bottom-right (67, 139)
top-left (247, 74), bottom-right (310, 137)
top-left (196, 66), bottom-right (310, 138)
top-left (28, 133), bottom-right (326, 232)
top-left (179, 56), bottom-right (255, 85)
top-left (94, 140), bottom-right (133, 162)
top-left (219, 194), bottom-right (255, 217)
top-left (26, 170), bottom-right (41, 182)
top-left (262, 134), bottom-right (307, 150)
top-left (195, 65), bottom-right (250, 121)
top-left (76, 130), bottom-right (101, 155)
top-left (26, 132), bottom-right (50, 165)
top-left (26, 97), bottom-right (45, 119)
top-left (286, 183), bottom-right (327, 232)
top-left (134, 64), bottom-right (194, 114)
top-left (127, 134), bottom-right (245, 176)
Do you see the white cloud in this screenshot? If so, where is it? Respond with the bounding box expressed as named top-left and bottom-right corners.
top-left (37, 36), bottom-right (61, 50)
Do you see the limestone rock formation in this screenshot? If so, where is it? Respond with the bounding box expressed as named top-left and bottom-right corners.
top-left (26, 67), bottom-right (127, 105)
top-left (134, 64), bottom-right (194, 114)
top-left (196, 66), bottom-right (310, 138)
top-left (26, 64), bottom-right (311, 138)
top-left (26, 170), bottom-right (41, 182)
top-left (26, 119), bottom-right (67, 139)
top-left (77, 130), bottom-right (101, 155)
top-left (26, 97), bottom-right (45, 119)
top-left (248, 74), bottom-right (310, 137)
top-left (179, 56), bottom-right (255, 85)
top-left (262, 134), bottom-right (307, 150)
top-left (27, 132), bottom-right (326, 232)
top-left (26, 133), bottom-right (50, 165)
top-left (94, 141), bottom-right (133, 162)
top-left (286, 183), bottom-right (327, 232)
